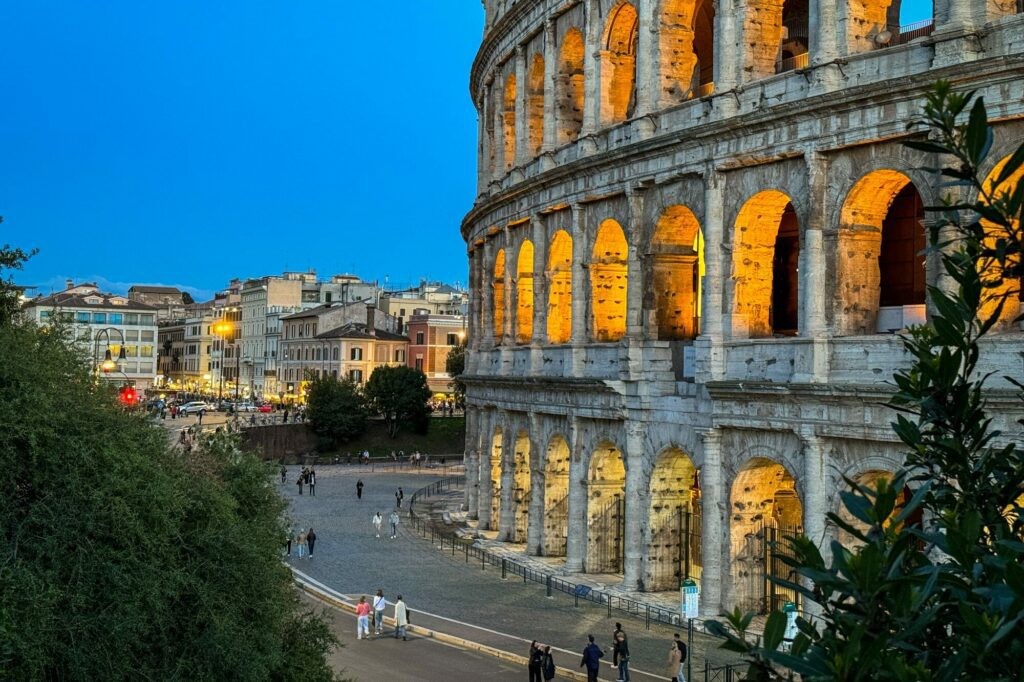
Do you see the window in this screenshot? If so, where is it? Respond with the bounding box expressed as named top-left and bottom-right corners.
top-left (325, 292), bottom-right (332, 303)
top-left (140, 314), bottom-right (155, 325)
top-left (416, 332), bottom-right (425, 345)
top-left (125, 313), bottom-right (139, 325)
top-left (400, 308), bottom-right (406, 316)
top-left (332, 369), bottom-right (338, 379)
top-left (125, 330), bottom-right (139, 341)
top-left (415, 358), bottom-right (423, 371)
top-left (348, 369), bottom-right (363, 383)
top-left (394, 349), bottom-right (406, 362)
top-left (92, 312), bottom-right (107, 324)
top-left (75, 311), bottom-right (90, 323)
top-left (39, 310), bottom-right (52, 320)
top-left (350, 347), bottom-right (363, 361)
top-left (332, 348), bottom-right (340, 361)
top-left (140, 345), bottom-right (153, 358)
top-left (447, 333), bottom-right (459, 346)
top-left (108, 313), bottom-right (123, 324)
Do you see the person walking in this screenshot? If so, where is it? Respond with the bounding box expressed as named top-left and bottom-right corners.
top-left (611, 623), bottom-right (624, 667)
top-left (283, 408), bottom-right (289, 423)
top-left (356, 596), bottom-right (371, 640)
top-left (280, 464), bottom-right (286, 484)
top-left (670, 635), bottom-right (687, 682)
top-left (393, 595), bottom-right (409, 640)
top-left (197, 408), bottom-right (204, 425)
top-left (528, 641), bottom-right (544, 682)
top-left (372, 590), bottom-right (387, 636)
top-left (394, 488), bottom-right (402, 509)
top-left (398, 487), bottom-right (404, 507)
top-left (614, 631), bottom-right (630, 682)
top-left (296, 529), bottom-right (307, 558)
top-left (580, 635), bottom-right (604, 682)
top-left (373, 512), bottom-right (383, 538)
top-left (306, 527), bottom-right (317, 558)
top-left (357, 479), bottom-right (364, 500)
top-left (308, 469), bottom-right (316, 497)
top-left (296, 474), bottom-right (303, 495)
top-left (284, 526), bottom-right (293, 557)
top-left (542, 645), bottom-right (556, 681)
top-left (388, 510), bottom-right (400, 539)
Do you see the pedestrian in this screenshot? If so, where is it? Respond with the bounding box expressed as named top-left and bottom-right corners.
top-left (296, 474), bottom-right (304, 495)
top-left (357, 479), bottom-right (364, 500)
top-left (280, 464), bottom-right (286, 484)
top-left (614, 631), bottom-right (630, 682)
top-left (284, 527), bottom-right (292, 556)
top-left (306, 527), bottom-right (317, 558)
top-left (393, 595), bottom-right (409, 640)
top-left (373, 512), bottom-right (383, 538)
top-left (398, 487), bottom-right (404, 507)
top-left (580, 635), bottom-right (604, 682)
top-left (356, 596), bottom-right (371, 640)
top-left (389, 510), bottom-right (400, 539)
top-left (197, 409), bottom-right (204, 424)
top-left (395, 489), bottom-right (401, 509)
top-left (250, 413), bottom-right (256, 426)
top-left (308, 469), bottom-right (316, 496)
top-left (373, 589), bottom-right (387, 636)
top-left (670, 634), bottom-right (687, 682)
top-left (296, 529), bottom-right (307, 558)
top-left (542, 645), bottom-right (556, 681)
top-left (283, 408), bottom-right (289, 423)
top-left (529, 640), bottom-right (544, 682)
top-left (611, 623), bottom-right (624, 667)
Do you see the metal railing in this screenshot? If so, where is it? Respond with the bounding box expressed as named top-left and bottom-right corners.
top-left (775, 51), bottom-right (809, 74)
top-left (892, 19), bottom-right (935, 45)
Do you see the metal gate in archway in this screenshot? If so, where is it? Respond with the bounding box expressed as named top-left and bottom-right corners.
top-left (544, 494), bottom-right (569, 556)
top-left (589, 495), bottom-right (624, 574)
top-left (649, 506), bottom-right (702, 590)
top-left (733, 521), bottom-right (801, 614)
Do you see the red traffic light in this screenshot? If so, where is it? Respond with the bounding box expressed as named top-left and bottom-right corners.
top-left (118, 385), bottom-right (138, 406)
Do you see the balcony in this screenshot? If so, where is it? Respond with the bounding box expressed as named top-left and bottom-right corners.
top-left (775, 51), bottom-right (809, 74)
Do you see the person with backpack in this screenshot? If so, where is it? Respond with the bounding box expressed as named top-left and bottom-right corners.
top-left (528, 640), bottom-right (544, 682)
top-left (306, 527), bottom-right (317, 558)
top-left (614, 631), bottom-right (631, 682)
top-left (541, 645), bottom-right (556, 681)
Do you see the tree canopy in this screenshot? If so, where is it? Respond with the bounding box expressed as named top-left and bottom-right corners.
top-left (363, 365), bottom-right (432, 437)
top-left (0, 217), bottom-right (38, 325)
top-left (305, 374), bottom-right (368, 450)
top-left (445, 342), bottom-right (466, 409)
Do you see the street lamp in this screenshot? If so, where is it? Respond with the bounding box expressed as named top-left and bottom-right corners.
top-left (94, 327), bottom-right (127, 376)
top-left (212, 317), bottom-right (239, 402)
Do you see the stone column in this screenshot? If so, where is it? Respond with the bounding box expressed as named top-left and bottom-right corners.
top-left (531, 216), bottom-right (548, 344)
top-left (477, 412), bottom-right (493, 529)
top-left (481, 83), bottom-right (493, 185)
top-left (564, 416), bottom-right (588, 573)
top-left (796, 154), bottom-right (830, 383)
top-left (514, 46), bottom-right (529, 167)
top-left (810, 0), bottom-right (840, 63)
top-left (633, 0), bottom-right (656, 117)
top-left (502, 229), bottom-right (515, 346)
top-left (476, 97), bottom-right (487, 193)
top-left (493, 75), bottom-right (507, 175)
top-left (465, 408), bottom-right (480, 519)
top-left (570, 204), bottom-right (589, 344)
top-left (498, 423), bottom-right (516, 541)
top-left (714, 0), bottom-right (740, 96)
top-left (481, 241), bottom-right (495, 349)
top-left (626, 189), bottom-right (646, 337)
top-left (622, 420), bottom-right (649, 590)
top-left (696, 170), bottom-right (726, 381)
top-left (581, 0), bottom-right (601, 135)
top-left (526, 413), bottom-right (545, 555)
top-left (542, 20), bottom-right (558, 153)
top-left (698, 427), bottom-right (725, 616)
top-left (799, 429), bottom-right (829, 619)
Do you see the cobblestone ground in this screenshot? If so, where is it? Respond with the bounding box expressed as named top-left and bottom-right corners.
top-left (281, 465), bottom-right (744, 680)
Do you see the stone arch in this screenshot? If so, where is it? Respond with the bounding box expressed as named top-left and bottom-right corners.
top-left (556, 27), bottom-right (585, 144)
top-left (586, 440), bottom-right (626, 574)
top-left (845, 1), bottom-right (901, 54)
top-left (651, 205), bottom-right (704, 340)
top-left (732, 190), bottom-right (800, 337)
top-left (837, 170), bottom-right (926, 335)
top-left (527, 53), bottom-right (545, 156)
top-left (744, 0), bottom-right (810, 77)
top-left (646, 447), bottom-right (702, 591)
top-left (502, 73), bottom-right (517, 170)
top-left (512, 430), bottom-right (532, 543)
top-left (660, 0), bottom-right (716, 103)
top-left (516, 240), bottom-right (535, 344)
top-left (591, 219), bottom-right (629, 342)
top-left (543, 434), bottom-right (571, 557)
top-left (600, 1), bottom-right (639, 124)
top-left (492, 249), bottom-right (506, 341)
top-left (729, 457), bottom-right (803, 614)
top-left (546, 230), bottom-right (573, 344)
top-left (489, 427), bottom-right (504, 531)
top-left (977, 153), bottom-right (1024, 330)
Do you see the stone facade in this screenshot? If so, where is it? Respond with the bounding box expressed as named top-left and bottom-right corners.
top-left (462, 0), bottom-right (1024, 616)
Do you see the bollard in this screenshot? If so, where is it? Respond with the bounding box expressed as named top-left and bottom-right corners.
top-left (482, 551), bottom-right (486, 571)
top-left (501, 557), bottom-right (507, 580)
top-left (646, 605), bottom-right (650, 630)
top-left (465, 543), bottom-right (469, 563)
top-left (687, 619), bottom-right (694, 682)
top-left (546, 575), bottom-right (552, 598)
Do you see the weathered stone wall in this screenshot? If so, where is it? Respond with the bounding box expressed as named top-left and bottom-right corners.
top-left (242, 424), bottom-right (318, 462)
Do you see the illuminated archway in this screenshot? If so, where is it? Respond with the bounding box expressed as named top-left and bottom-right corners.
top-left (647, 448), bottom-right (702, 591)
top-left (590, 219), bottom-right (629, 342)
top-left (527, 54), bottom-right (544, 156)
top-left (730, 458), bottom-right (803, 614)
top-left (489, 428), bottom-right (503, 531)
top-left (503, 73), bottom-right (517, 169)
top-left (516, 241), bottom-right (535, 344)
top-left (651, 205), bottom-right (704, 339)
top-left (660, 0), bottom-right (716, 102)
top-left (978, 153), bottom-right (1024, 330)
top-left (586, 442), bottom-right (626, 574)
top-left (838, 170), bottom-right (925, 334)
top-left (546, 230), bottom-right (573, 344)
top-left (543, 435), bottom-right (571, 557)
top-left (493, 249), bottom-right (506, 342)
top-left (744, 0), bottom-right (810, 76)
top-left (556, 28), bottom-right (585, 144)
top-left (512, 431), bottom-right (531, 543)
top-left (600, 1), bottom-right (638, 124)
top-left (732, 191), bottom-right (799, 337)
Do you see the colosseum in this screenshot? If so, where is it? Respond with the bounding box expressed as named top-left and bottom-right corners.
top-left (460, 0), bottom-right (1024, 616)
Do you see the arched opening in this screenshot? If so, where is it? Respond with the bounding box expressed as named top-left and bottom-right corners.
top-left (732, 191), bottom-right (799, 337)
top-left (651, 205), bottom-right (704, 339)
top-left (847, 1), bottom-right (901, 53)
top-left (660, 0), bottom-right (716, 103)
top-left (837, 170), bottom-right (926, 334)
top-left (647, 448), bottom-right (702, 591)
top-left (590, 219), bottom-right (629, 342)
top-left (978, 154), bottom-right (1024, 330)
top-left (527, 54), bottom-right (545, 156)
top-left (543, 435), bottom-right (571, 557)
top-left (744, 0), bottom-right (810, 76)
top-left (586, 442), bottom-right (626, 574)
top-left (493, 249), bottom-right (506, 342)
top-left (489, 428), bottom-right (503, 531)
top-left (516, 241), bottom-right (535, 344)
top-left (546, 230), bottom-right (573, 344)
top-left (600, 1), bottom-right (639, 125)
top-left (512, 431), bottom-right (531, 543)
top-left (730, 458), bottom-right (803, 614)
top-left (502, 73), bottom-right (517, 170)
top-left (556, 28), bottom-right (585, 144)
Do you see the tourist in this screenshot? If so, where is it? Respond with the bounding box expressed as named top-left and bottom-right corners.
top-left (356, 596), bottom-right (371, 640)
top-left (296, 529), bottom-right (307, 558)
top-left (542, 645), bottom-right (556, 681)
top-left (579, 635), bottom-right (604, 682)
top-left (528, 640), bottom-right (544, 682)
top-left (306, 527), bottom-right (317, 558)
top-left (398, 487), bottom-right (404, 507)
top-left (356, 479), bottom-right (364, 500)
top-left (372, 589), bottom-right (387, 636)
top-left (296, 474), bottom-right (303, 495)
top-left (197, 409), bottom-right (204, 425)
top-left (614, 631), bottom-right (630, 682)
top-left (670, 634), bottom-right (687, 682)
top-left (388, 510), bottom-right (400, 539)
top-left (308, 468), bottom-right (316, 496)
top-left (283, 408), bottom-right (289, 423)
top-left (284, 526), bottom-right (292, 557)
top-left (280, 464), bottom-right (286, 484)
top-left (393, 595), bottom-right (409, 640)
top-left (373, 511), bottom-right (383, 538)
top-left (394, 488), bottom-right (402, 509)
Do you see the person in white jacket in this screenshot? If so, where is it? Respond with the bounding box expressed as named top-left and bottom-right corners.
top-left (373, 512), bottom-right (383, 538)
top-left (393, 595), bottom-right (409, 641)
top-left (372, 589), bottom-right (387, 636)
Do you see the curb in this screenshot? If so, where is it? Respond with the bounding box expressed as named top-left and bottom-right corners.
top-left (292, 571), bottom-right (591, 681)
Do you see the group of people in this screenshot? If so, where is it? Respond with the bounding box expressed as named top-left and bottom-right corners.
top-left (576, 623), bottom-right (688, 682)
top-left (527, 641), bottom-right (557, 681)
top-left (286, 527), bottom-right (317, 558)
top-left (354, 591), bottom-right (410, 641)
top-left (290, 466), bottom-right (316, 495)
top-left (372, 510), bottom-right (401, 539)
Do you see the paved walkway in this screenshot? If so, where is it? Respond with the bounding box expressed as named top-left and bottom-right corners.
top-left (280, 465), bottom-right (743, 681)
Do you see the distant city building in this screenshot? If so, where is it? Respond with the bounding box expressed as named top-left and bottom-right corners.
top-left (405, 313), bottom-right (466, 395)
top-left (127, 285), bottom-right (191, 320)
top-left (379, 280), bottom-right (468, 326)
top-left (24, 280), bottom-right (159, 390)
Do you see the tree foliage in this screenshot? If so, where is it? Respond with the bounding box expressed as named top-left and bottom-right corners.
top-left (708, 82), bottom-right (1024, 680)
top-left (305, 375), bottom-right (368, 450)
top-left (445, 342), bottom-right (466, 409)
top-left (363, 365), bottom-right (432, 438)
top-left (0, 318), bottom-right (340, 679)
top-left (0, 217), bottom-right (39, 325)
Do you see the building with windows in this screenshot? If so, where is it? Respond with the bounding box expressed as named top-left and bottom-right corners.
top-left (406, 313), bottom-right (467, 394)
top-left (24, 281), bottom-right (160, 390)
top-left (379, 280), bottom-right (469, 325)
top-left (461, 0), bottom-right (1024, 616)
top-left (128, 285), bottom-right (191, 321)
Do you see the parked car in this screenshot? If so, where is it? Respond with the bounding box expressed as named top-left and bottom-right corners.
top-left (257, 403), bottom-right (273, 413)
top-left (179, 401), bottom-right (215, 415)
top-left (228, 401), bottom-right (257, 412)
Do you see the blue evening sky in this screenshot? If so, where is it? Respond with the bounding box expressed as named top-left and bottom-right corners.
top-left (2, 1), bottom-right (932, 301)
